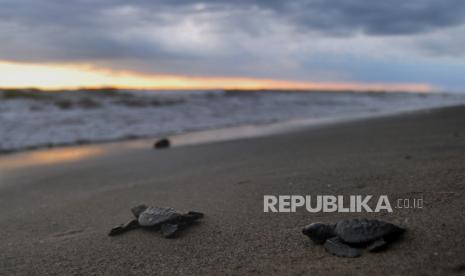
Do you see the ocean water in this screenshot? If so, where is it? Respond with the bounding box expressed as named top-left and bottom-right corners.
top-left (1, 89), bottom-right (464, 152)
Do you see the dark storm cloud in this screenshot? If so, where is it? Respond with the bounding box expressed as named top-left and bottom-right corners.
top-left (287, 0), bottom-right (465, 35)
top-left (3, 0), bottom-right (465, 33)
top-left (1, 0), bottom-right (465, 79)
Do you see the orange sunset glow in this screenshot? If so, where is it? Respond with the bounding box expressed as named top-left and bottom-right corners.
top-left (0, 61), bottom-right (432, 92)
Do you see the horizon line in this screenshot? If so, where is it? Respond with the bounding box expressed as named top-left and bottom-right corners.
top-left (0, 86), bottom-right (435, 94)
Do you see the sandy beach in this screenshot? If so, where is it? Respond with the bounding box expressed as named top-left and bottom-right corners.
top-left (1, 105), bottom-right (464, 275)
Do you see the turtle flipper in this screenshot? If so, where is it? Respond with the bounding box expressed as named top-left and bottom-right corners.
top-left (324, 237), bottom-right (361, 258)
top-left (161, 223), bottom-right (179, 238)
top-left (108, 219), bottom-right (139, 236)
top-left (367, 238), bottom-right (388, 252)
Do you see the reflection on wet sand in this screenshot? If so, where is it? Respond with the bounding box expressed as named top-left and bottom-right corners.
top-left (0, 147), bottom-right (103, 170)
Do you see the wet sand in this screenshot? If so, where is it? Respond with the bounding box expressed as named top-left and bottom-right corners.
top-left (1, 106), bottom-right (464, 275)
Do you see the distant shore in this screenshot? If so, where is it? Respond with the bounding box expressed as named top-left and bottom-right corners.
top-left (1, 105), bottom-right (465, 275)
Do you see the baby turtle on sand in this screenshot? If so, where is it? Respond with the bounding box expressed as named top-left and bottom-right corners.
top-left (303, 219), bottom-right (405, 257)
top-left (109, 205), bottom-right (203, 238)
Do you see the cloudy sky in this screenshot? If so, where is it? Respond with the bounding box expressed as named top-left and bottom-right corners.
top-left (1, 0), bottom-right (465, 91)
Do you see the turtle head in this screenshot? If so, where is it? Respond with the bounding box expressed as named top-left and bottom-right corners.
top-left (186, 211), bottom-right (204, 220)
top-left (131, 204), bottom-right (148, 218)
top-left (302, 222), bottom-right (336, 244)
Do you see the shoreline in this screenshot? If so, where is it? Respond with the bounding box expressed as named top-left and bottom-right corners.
top-left (1, 102), bottom-right (464, 159)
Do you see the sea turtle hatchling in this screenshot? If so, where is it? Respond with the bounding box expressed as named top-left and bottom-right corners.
top-left (109, 204), bottom-right (204, 238)
top-left (302, 219), bottom-right (405, 257)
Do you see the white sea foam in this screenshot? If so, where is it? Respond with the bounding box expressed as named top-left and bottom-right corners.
top-left (1, 89), bottom-right (464, 152)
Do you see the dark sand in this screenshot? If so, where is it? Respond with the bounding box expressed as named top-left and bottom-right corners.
top-left (1, 106), bottom-right (464, 275)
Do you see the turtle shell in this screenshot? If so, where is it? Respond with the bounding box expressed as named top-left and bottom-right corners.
top-left (334, 219), bottom-right (404, 244)
top-left (138, 207), bottom-right (180, 227)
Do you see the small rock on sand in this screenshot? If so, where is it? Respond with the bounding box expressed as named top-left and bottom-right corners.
top-left (154, 138), bottom-right (170, 149)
